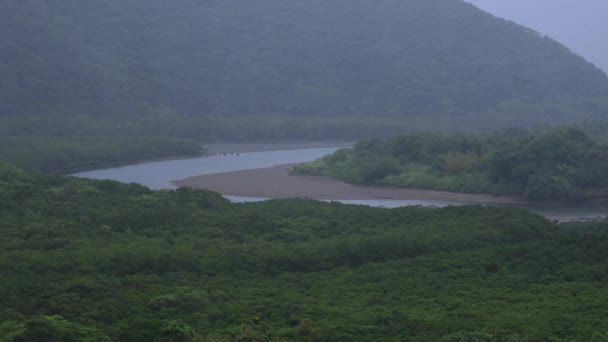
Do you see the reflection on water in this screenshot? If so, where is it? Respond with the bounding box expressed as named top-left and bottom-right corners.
top-left (74, 144), bottom-right (606, 221)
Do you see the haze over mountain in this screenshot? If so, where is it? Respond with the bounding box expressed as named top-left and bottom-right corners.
top-left (1, 0), bottom-right (608, 135)
top-left (466, 0), bottom-right (608, 73)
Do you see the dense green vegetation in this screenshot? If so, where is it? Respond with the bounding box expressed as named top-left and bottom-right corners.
top-left (294, 128), bottom-right (608, 199)
top-left (0, 136), bottom-right (204, 174)
top-left (1, 167), bottom-right (607, 341)
top-left (2, 0), bottom-right (608, 138)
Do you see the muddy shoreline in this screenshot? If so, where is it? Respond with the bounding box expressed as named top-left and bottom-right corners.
top-left (173, 163), bottom-right (527, 204)
top-left (173, 163), bottom-right (608, 222)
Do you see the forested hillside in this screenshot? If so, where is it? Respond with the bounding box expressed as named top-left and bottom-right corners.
top-left (1, 0), bottom-right (608, 136)
top-left (1, 167), bottom-right (608, 340)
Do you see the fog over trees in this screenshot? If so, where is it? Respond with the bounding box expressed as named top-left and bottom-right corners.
top-left (1, 0), bottom-right (607, 134)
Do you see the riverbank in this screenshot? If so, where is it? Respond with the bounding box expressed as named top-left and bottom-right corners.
top-left (0, 135), bottom-right (205, 175)
top-left (173, 163), bottom-right (527, 204)
top-left (63, 152), bottom-right (207, 175)
top-left (173, 163), bottom-right (608, 222)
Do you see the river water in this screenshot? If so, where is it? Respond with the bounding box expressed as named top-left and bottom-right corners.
top-left (73, 143), bottom-right (349, 190)
top-left (73, 143), bottom-right (607, 221)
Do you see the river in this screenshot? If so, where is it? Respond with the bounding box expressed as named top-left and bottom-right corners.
top-left (72, 143), bottom-right (351, 190)
top-left (72, 143), bottom-right (607, 221)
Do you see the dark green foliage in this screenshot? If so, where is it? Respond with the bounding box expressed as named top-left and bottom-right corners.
top-left (1, 167), bottom-right (608, 340)
top-left (1, 0), bottom-right (608, 137)
top-left (487, 128), bottom-right (608, 198)
top-left (294, 127), bottom-right (608, 199)
top-left (3, 315), bottom-right (109, 342)
top-left (160, 320), bottom-right (198, 342)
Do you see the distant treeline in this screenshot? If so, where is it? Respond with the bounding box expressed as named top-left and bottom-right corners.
top-left (294, 127), bottom-right (608, 199)
top-left (5, 120), bottom-right (608, 177)
top-left (0, 136), bottom-right (203, 174)
top-left (6, 112), bottom-right (608, 142)
top-left (1, 166), bottom-right (607, 340)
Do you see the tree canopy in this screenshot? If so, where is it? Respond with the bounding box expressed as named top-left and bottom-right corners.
top-left (1, 166), bottom-right (608, 340)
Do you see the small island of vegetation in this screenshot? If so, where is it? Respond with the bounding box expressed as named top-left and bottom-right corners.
top-left (293, 127), bottom-right (608, 200)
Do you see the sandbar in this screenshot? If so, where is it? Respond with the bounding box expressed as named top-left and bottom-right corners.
top-left (173, 163), bottom-right (526, 205)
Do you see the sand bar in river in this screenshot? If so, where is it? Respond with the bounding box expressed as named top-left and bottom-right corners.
top-left (173, 163), bottom-right (526, 205)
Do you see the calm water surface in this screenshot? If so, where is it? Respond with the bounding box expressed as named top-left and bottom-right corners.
top-left (73, 144), bottom-right (348, 189)
top-left (73, 143), bottom-right (607, 221)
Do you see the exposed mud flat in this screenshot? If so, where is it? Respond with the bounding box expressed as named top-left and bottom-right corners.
top-left (173, 163), bottom-right (526, 204)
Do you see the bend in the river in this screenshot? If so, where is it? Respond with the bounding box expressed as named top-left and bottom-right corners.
top-left (73, 143), bottom-right (607, 222)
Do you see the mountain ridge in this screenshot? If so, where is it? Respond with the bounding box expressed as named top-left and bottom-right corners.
top-left (1, 0), bottom-right (607, 130)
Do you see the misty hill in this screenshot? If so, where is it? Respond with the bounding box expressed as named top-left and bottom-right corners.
top-left (2, 0), bottom-right (608, 129)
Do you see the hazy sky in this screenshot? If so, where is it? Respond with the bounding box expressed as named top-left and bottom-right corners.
top-left (465, 0), bottom-right (608, 73)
